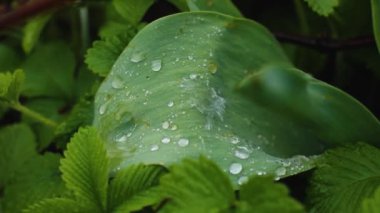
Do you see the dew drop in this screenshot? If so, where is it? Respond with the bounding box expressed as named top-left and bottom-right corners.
top-left (161, 137), bottom-right (171, 144)
top-left (151, 60), bottom-right (162, 71)
top-left (178, 138), bottom-right (189, 147)
top-left (238, 176), bottom-right (249, 185)
top-left (208, 62), bottom-right (218, 74)
top-left (234, 149), bottom-right (250, 159)
top-left (98, 103), bottom-right (107, 115)
top-left (162, 121), bottom-right (170, 129)
top-left (115, 135), bottom-right (127, 142)
top-left (150, 144), bottom-right (159, 151)
top-left (111, 78), bottom-right (124, 89)
top-left (130, 52), bottom-right (145, 63)
top-left (171, 125), bottom-right (178, 130)
top-left (275, 167), bottom-right (287, 176)
top-left (188, 55), bottom-right (194, 60)
top-left (189, 74), bottom-right (197, 79)
top-left (231, 136), bottom-right (240, 144)
top-left (229, 163), bottom-right (243, 175)
top-left (167, 101), bottom-right (174, 107)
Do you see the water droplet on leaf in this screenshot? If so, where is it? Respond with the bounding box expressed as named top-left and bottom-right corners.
top-left (178, 138), bottom-right (189, 147)
top-left (229, 163), bottom-right (243, 175)
top-left (150, 144), bottom-right (159, 151)
top-left (130, 52), bottom-right (145, 63)
top-left (161, 137), bottom-right (171, 144)
top-left (151, 60), bottom-right (162, 71)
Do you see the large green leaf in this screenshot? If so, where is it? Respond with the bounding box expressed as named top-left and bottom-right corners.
top-left (60, 127), bottom-right (109, 212)
top-left (308, 143), bottom-right (380, 213)
top-left (371, 0), bottom-right (380, 53)
top-left (93, 12), bottom-right (380, 184)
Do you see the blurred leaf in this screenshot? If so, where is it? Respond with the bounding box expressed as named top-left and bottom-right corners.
top-left (371, 0), bottom-right (380, 53)
top-left (237, 176), bottom-right (304, 213)
top-left (55, 93), bottom-right (94, 140)
top-left (22, 13), bottom-right (52, 53)
top-left (21, 42), bottom-right (75, 99)
top-left (167, 0), bottom-right (188, 11)
top-left (2, 153), bottom-right (67, 213)
top-left (24, 198), bottom-right (85, 213)
top-left (0, 44), bottom-right (21, 72)
top-left (304, 0), bottom-right (339, 16)
top-left (86, 33), bottom-right (134, 77)
top-left (23, 98), bottom-right (66, 150)
top-left (60, 127), bottom-right (109, 212)
top-left (0, 69), bottom-right (24, 104)
top-left (159, 157), bottom-right (235, 212)
top-left (112, 0), bottom-right (155, 25)
top-left (187, 0), bottom-right (242, 17)
top-left (0, 124), bottom-right (36, 187)
top-left (308, 143), bottom-right (380, 213)
top-left (361, 187), bottom-right (380, 213)
top-left (108, 164), bottom-right (167, 211)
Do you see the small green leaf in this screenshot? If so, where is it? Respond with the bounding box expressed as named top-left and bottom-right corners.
top-left (108, 164), bottom-right (167, 211)
top-left (361, 187), bottom-right (380, 213)
top-left (308, 143), bottom-right (380, 213)
top-left (237, 176), bottom-right (304, 213)
top-left (0, 69), bottom-right (25, 104)
top-left (304, 0), bottom-right (339, 16)
top-left (0, 44), bottom-right (21, 71)
top-left (371, 0), bottom-right (380, 53)
top-left (86, 33), bottom-right (134, 77)
top-left (24, 198), bottom-right (87, 213)
top-left (187, 0), bottom-right (242, 17)
top-left (0, 124), bottom-right (36, 187)
top-left (159, 157), bottom-right (235, 212)
top-left (114, 187), bottom-right (163, 213)
top-left (22, 13), bottom-right (52, 53)
top-left (60, 127), bottom-right (109, 212)
top-left (112, 0), bottom-right (155, 25)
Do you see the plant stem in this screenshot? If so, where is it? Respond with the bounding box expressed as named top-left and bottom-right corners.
top-left (12, 103), bottom-right (58, 127)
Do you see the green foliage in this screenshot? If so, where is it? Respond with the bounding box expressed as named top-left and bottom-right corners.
top-left (0, 69), bottom-right (24, 104)
top-left (159, 157), bottom-right (235, 212)
top-left (187, 0), bottom-right (242, 17)
top-left (113, 0), bottom-right (155, 25)
top-left (22, 13), bottom-right (52, 53)
top-left (304, 0), bottom-right (339, 16)
top-left (237, 177), bottom-right (304, 213)
top-left (60, 127), bottom-right (110, 211)
top-left (361, 187), bottom-right (380, 213)
top-left (86, 33), bottom-right (134, 77)
top-left (24, 198), bottom-right (85, 213)
top-left (108, 165), bottom-right (167, 212)
top-left (371, 0), bottom-right (380, 53)
top-left (308, 143), bottom-right (380, 213)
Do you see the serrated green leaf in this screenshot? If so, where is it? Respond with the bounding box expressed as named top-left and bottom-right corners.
top-left (371, 0), bottom-right (380, 53)
top-left (112, 0), bottom-right (155, 25)
top-left (0, 124), bottom-right (36, 187)
top-left (361, 187), bottom-right (380, 213)
top-left (86, 33), bottom-right (134, 77)
top-left (237, 176), bottom-right (304, 213)
top-left (60, 127), bottom-right (109, 212)
top-left (1, 153), bottom-right (67, 213)
top-left (187, 0), bottom-right (242, 17)
top-left (0, 69), bottom-right (24, 104)
top-left (21, 41), bottom-right (75, 99)
top-left (108, 164), bottom-right (167, 212)
top-left (304, 0), bottom-right (339, 16)
top-left (22, 13), bottom-right (52, 53)
top-left (308, 143), bottom-right (380, 213)
top-left (24, 198), bottom-right (89, 213)
top-left (114, 187), bottom-right (163, 213)
top-left (159, 157), bottom-right (235, 212)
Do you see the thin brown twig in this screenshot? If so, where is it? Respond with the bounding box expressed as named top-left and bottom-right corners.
top-left (0, 0), bottom-right (76, 30)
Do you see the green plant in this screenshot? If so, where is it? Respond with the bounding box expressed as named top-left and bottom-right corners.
top-left (1, 0), bottom-right (380, 212)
